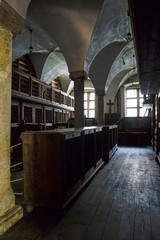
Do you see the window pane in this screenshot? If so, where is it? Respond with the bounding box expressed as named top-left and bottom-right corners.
top-left (84, 110), bottom-right (88, 117)
top-left (126, 108), bottom-right (137, 117)
top-left (84, 93), bottom-right (87, 100)
top-left (84, 91), bottom-right (95, 119)
top-left (127, 99), bottom-right (137, 107)
top-left (139, 98), bottom-right (144, 107)
top-left (89, 101), bottom-right (95, 109)
top-left (139, 92), bottom-right (143, 98)
top-left (127, 89), bottom-right (137, 98)
top-left (140, 107), bottom-right (146, 116)
top-left (89, 92), bottom-right (95, 100)
top-left (89, 110), bottom-right (95, 118)
top-left (84, 101), bottom-right (88, 109)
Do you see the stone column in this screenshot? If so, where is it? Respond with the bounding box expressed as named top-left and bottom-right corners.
top-left (0, 26), bottom-right (23, 236)
top-left (96, 90), bottom-right (105, 125)
top-left (0, 1), bottom-right (24, 235)
top-left (70, 70), bottom-right (87, 128)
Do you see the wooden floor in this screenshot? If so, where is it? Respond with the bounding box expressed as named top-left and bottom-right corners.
top-left (2, 146), bottom-right (160, 240)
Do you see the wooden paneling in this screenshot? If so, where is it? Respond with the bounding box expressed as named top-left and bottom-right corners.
top-left (45, 109), bottom-right (53, 123)
top-left (118, 117), bottom-right (151, 146)
top-left (22, 126), bottom-right (118, 210)
top-left (11, 104), bottom-right (19, 123)
top-left (102, 125), bottom-right (118, 163)
top-left (24, 106), bottom-right (32, 123)
top-left (35, 108), bottom-right (43, 123)
top-left (105, 113), bottom-right (121, 125)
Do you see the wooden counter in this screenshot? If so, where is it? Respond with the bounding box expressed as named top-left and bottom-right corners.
top-left (22, 126), bottom-right (118, 209)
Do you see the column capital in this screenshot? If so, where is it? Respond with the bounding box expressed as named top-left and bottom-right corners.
top-left (69, 70), bottom-right (88, 81)
top-left (96, 89), bottom-right (105, 96)
top-left (0, 0), bottom-right (24, 37)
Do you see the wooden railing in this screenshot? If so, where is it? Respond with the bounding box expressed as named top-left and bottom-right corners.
top-left (12, 68), bottom-right (74, 109)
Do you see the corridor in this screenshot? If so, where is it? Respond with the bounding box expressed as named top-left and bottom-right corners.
top-left (2, 147), bottom-right (160, 240)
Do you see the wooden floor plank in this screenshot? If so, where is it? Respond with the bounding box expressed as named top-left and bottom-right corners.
top-left (148, 189), bottom-right (160, 240)
top-left (82, 188), bottom-right (117, 240)
top-left (117, 191), bottom-right (135, 240)
top-left (133, 154), bottom-right (152, 240)
top-left (47, 167), bottom-right (111, 240)
top-left (101, 189), bottom-right (126, 240)
top-left (2, 147), bottom-right (160, 240)
top-left (134, 189), bottom-right (151, 240)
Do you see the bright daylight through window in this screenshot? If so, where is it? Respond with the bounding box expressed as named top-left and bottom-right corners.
top-left (84, 91), bottom-right (95, 118)
top-left (126, 88), bottom-right (145, 117)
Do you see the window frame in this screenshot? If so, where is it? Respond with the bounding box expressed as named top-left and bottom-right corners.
top-left (84, 90), bottom-right (95, 118)
top-left (126, 87), bottom-right (145, 117)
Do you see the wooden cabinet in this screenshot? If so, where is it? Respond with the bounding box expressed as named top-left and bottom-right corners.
top-left (22, 127), bottom-right (106, 210)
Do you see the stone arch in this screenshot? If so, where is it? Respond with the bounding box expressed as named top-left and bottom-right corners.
top-left (88, 41), bottom-right (126, 91)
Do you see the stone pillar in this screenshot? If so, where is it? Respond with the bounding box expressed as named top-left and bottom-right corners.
top-left (0, 1), bottom-right (24, 235)
top-left (96, 90), bottom-right (105, 125)
top-left (0, 26), bottom-right (23, 236)
top-left (70, 70), bottom-right (87, 128)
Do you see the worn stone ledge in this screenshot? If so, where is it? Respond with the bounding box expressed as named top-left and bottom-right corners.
top-left (0, 205), bottom-right (23, 235)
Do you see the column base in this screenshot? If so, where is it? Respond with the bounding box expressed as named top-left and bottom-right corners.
top-left (0, 205), bottom-right (23, 235)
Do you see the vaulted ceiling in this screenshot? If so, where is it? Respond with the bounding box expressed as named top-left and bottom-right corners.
top-left (8, 0), bottom-right (155, 98)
